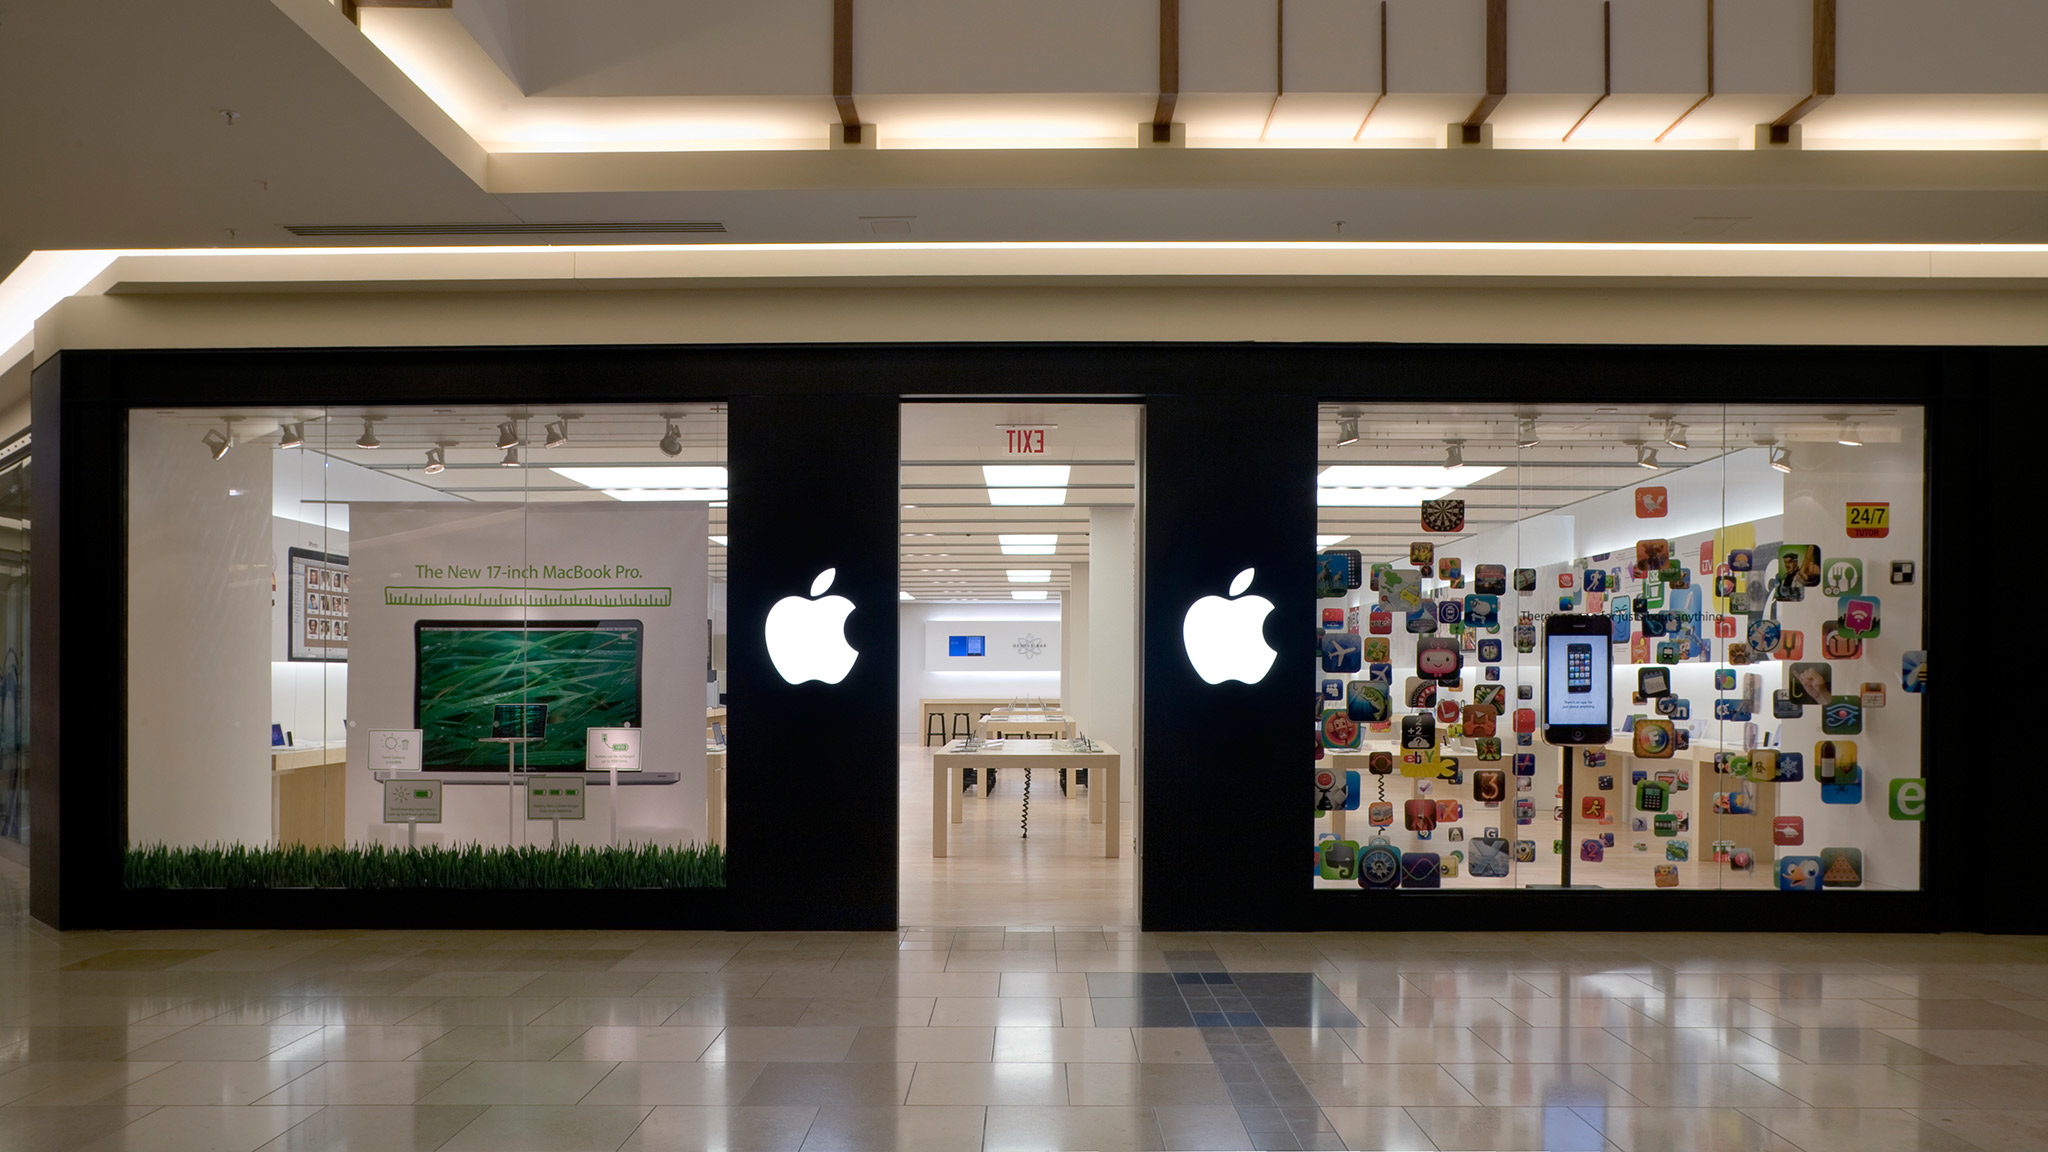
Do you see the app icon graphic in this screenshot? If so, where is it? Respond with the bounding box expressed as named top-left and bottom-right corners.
top-left (1889, 778), bottom-right (1927, 820)
top-left (1890, 560), bottom-right (1915, 584)
top-left (1464, 594), bottom-right (1499, 629)
top-left (1417, 636), bottom-right (1462, 681)
top-left (1400, 852), bottom-right (1442, 888)
top-left (1347, 681), bottom-right (1391, 723)
top-left (1633, 720), bottom-right (1675, 759)
top-left (1839, 595), bottom-right (1881, 639)
top-left (1404, 798), bottom-right (1438, 831)
top-left (1635, 779), bottom-right (1669, 812)
top-left (1368, 608), bottom-right (1392, 634)
top-left (1728, 549), bottom-right (1753, 572)
top-left (1635, 487), bottom-right (1668, 517)
top-left (1368, 751), bottom-right (1393, 776)
top-left (1822, 557), bottom-right (1864, 597)
top-left (1420, 499), bottom-right (1465, 532)
top-left (1581, 838), bottom-right (1604, 862)
top-left (1788, 662), bottom-right (1832, 706)
top-left (1773, 816), bottom-right (1805, 846)
top-left (1473, 769), bottom-right (1506, 803)
top-left (1401, 713), bottom-right (1435, 750)
top-left (1819, 846), bottom-right (1864, 887)
top-left (1475, 564), bottom-right (1507, 595)
top-left (1654, 863), bottom-right (1680, 887)
top-left (1321, 709), bottom-right (1363, 750)
top-left (1406, 604), bottom-right (1440, 633)
top-left (1776, 856), bottom-right (1823, 891)
top-left (1845, 502), bottom-right (1889, 539)
top-left (1368, 800), bottom-right (1394, 827)
top-left (1320, 632), bottom-right (1362, 674)
top-left (1816, 738), bottom-right (1861, 803)
top-left (1318, 838), bottom-right (1359, 881)
top-left (1901, 650), bottom-right (1927, 692)
top-left (1821, 696), bottom-right (1863, 736)
top-left (1409, 541), bottom-right (1434, 567)
top-left (1313, 770), bottom-right (1349, 813)
top-left (1513, 567), bottom-right (1537, 592)
top-left (1322, 608), bottom-right (1345, 630)
top-left (1437, 599), bottom-right (1463, 625)
top-left (1363, 637), bottom-right (1390, 662)
top-left (1185, 568), bottom-right (1277, 684)
top-left (765, 568), bottom-right (860, 685)
top-left (1478, 638), bottom-right (1502, 663)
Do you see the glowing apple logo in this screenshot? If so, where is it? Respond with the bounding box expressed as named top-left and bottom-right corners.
top-left (765, 568), bottom-right (859, 685)
top-left (1183, 567), bottom-right (1277, 685)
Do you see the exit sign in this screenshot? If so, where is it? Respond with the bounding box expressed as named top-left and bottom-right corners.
top-left (1005, 429), bottom-right (1049, 454)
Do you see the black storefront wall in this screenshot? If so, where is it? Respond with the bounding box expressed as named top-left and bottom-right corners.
top-left (24, 342), bottom-right (2029, 933)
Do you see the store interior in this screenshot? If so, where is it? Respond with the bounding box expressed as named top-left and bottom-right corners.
top-left (898, 403), bottom-right (1138, 927)
top-left (125, 404), bottom-right (730, 873)
top-left (1313, 404), bottom-right (1924, 894)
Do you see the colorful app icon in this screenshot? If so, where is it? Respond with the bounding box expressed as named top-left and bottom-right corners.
top-left (1597, 774), bottom-right (1614, 791)
top-left (1473, 769), bottom-right (1506, 803)
top-left (1890, 560), bottom-right (1915, 585)
top-left (1400, 852), bottom-right (1442, 888)
top-left (1513, 567), bottom-right (1537, 592)
top-left (1475, 736), bottom-right (1502, 760)
top-left (1770, 690), bottom-right (1801, 720)
top-left (1437, 557), bottom-right (1463, 585)
top-left (1773, 816), bottom-right (1805, 846)
top-left (1367, 662), bottom-right (1393, 685)
top-left (1512, 752), bottom-right (1535, 776)
top-left (1860, 681), bottom-right (1886, 709)
top-left (1405, 604), bottom-right (1439, 634)
top-left (1666, 839), bottom-right (1690, 862)
top-left (1635, 486), bottom-right (1668, 518)
top-left (1728, 549), bottom-right (1753, 572)
top-left (1462, 705), bottom-right (1497, 737)
top-left (1475, 564), bottom-right (1507, 595)
top-left (1654, 812), bottom-right (1684, 838)
top-left (1779, 544), bottom-right (1822, 587)
top-left (1713, 669), bottom-right (1736, 691)
top-left (1819, 846), bottom-right (1863, 887)
top-left (1468, 834), bottom-right (1511, 877)
top-left (1747, 618), bottom-right (1781, 654)
top-left (1839, 595), bottom-right (1881, 639)
top-left (1581, 838), bottom-right (1605, 862)
top-left (1367, 800), bottom-right (1394, 827)
top-left (1513, 622), bottom-right (1536, 653)
top-left (1368, 751), bottom-right (1394, 776)
top-left (1478, 638), bottom-right (1502, 663)
top-left (1436, 697), bottom-right (1462, 724)
top-left (1409, 541), bottom-right (1434, 568)
top-left (1635, 538), bottom-right (1671, 574)
top-left (1776, 856), bottom-right (1823, 891)
top-left (1322, 608), bottom-right (1346, 630)
top-left (1775, 630), bottom-right (1804, 661)
top-left (1363, 637), bottom-right (1390, 663)
top-left (1638, 667), bottom-right (1671, 697)
top-left (1321, 709), bottom-right (1364, 750)
top-left (1821, 696), bottom-right (1863, 736)
top-left (1405, 678), bottom-right (1437, 709)
top-left (1633, 719), bottom-right (1675, 759)
top-left (1729, 846), bottom-right (1755, 873)
top-left (1436, 798), bottom-right (1463, 823)
top-left (1822, 557), bottom-right (1864, 597)
top-left (1582, 796), bottom-right (1606, 820)
top-left (1901, 650), bottom-right (1926, 692)
top-left (1437, 599), bottom-right (1463, 626)
top-left (1401, 713), bottom-right (1435, 749)
top-left (1714, 616), bottom-right (1737, 639)
top-left (1710, 790), bottom-right (1755, 815)
top-left (1845, 502), bottom-right (1889, 539)
top-left (1514, 707), bottom-right (1536, 735)
top-left (1787, 662), bottom-right (1831, 706)
top-left (1464, 594), bottom-right (1499, 629)
top-left (1889, 778), bottom-right (1927, 820)
top-left (1654, 863), bottom-right (1680, 887)
top-left (1358, 837), bottom-right (1402, 888)
top-left (1558, 571), bottom-right (1575, 590)
top-left (1816, 739), bottom-right (1861, 804)
top-left (1411, 635), bottom-right (1459, 682)
top-left (1346, 681), bottom-right (1391, 723)
top-left (1368, 608), bottom-right (1392, 634)
top-left (1420, 498), bottom-right (1465, 532)
top-left (1819, 621), bottom-right (1863, 660)
top-left (1320, 632), bottom-right (1363, 673)
top-left (1314, 769), bottom-right (1349, 812)
top-left (1403, 797), bottom-right (1439, 832)
top-left (1635, 779), bottom-right (1669, 812)
top-left (1318, 838), bottom-right (1360, 881)
top-left (1514, 838), bottom-right (1537, 862)
top-left (1322, 678), bottom-right (1345, 701)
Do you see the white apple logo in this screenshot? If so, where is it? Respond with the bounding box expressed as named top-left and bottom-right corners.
top-left (765, 568), bottom-right (860, 685)
top-left (1183, 567), bottom-right (1277, 685)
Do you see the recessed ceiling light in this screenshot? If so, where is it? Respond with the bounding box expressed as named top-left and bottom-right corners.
top-left (999, 534), bottom-right (1058, 555)
top-left (1317, 535), bottom-right (1349, 548)
top-left (900, 591), bottom-right (915, 601)
top-left (1012, 590), bottom-right (1049, 600)
top-left (989, 489), bottom-right (1067, 506)
top-left (1007, 569), bottom-right (1052, 583)
top-left (710, 535), bottom-right (728, 546)
top-left (554, 466), bottom-right (728, 501)
top-left (983, 465), bottom-right (1069, 487)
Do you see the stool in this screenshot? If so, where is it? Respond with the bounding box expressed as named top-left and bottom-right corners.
top-left (951, 713), bottom-right (974, 741)
top-left (925, 711), bottom-right (948, 747)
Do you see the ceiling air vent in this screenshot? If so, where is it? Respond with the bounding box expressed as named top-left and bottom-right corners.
top-left (284, 221), bottom-right (726, 237)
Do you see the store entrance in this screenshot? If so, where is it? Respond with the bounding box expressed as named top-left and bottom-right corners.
top-left (898, 402), bottom-right (1138, 927)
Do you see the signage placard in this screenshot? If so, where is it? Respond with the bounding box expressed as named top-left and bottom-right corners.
top-left (586, 728), bottom-right (642, 773)
top-left (527, 775), bottom-right (587, 820)
top-left (368, 729), bottom-right (423, 772)
top-left (382, 778), bottom-right (442, 823)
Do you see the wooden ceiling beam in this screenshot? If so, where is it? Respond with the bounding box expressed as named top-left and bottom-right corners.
top-left (1152, 0), bottom-right (1179, 143)
top-left (1461, 0), bottom-right (1507, 144)
top-left (1770, 0), bottom-right (1835, 142)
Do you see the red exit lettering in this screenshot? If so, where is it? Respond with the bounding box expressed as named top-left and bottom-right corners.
top-left (1006, 429), bottom-right (1047, 453)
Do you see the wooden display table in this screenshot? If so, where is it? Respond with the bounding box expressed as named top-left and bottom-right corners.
top-left (931, 738), bottom-right (1119, 859)
top-left (918, 697), bottom-right (1063, 744)
top-left (976, 708), bottom-right (1078, 741)
top-left (271, 742), bottom-right (346, 848)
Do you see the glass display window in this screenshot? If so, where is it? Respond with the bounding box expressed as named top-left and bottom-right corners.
top-left (1312, 404), bottom-right (1924, 893)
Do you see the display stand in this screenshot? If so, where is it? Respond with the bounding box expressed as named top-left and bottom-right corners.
top-left (479, 736), bottom-right (539, 843)
top-left (1559, 744), bottom-right (1574, 889)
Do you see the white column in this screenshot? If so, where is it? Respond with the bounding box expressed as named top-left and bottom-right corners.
top-left (1062, 561), bottom-right (1090, 726)
top-left (1088, 506), bottom-right (1136, 783)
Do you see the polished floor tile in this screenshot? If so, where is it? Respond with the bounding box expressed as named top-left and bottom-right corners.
top-left (439, 1104), bottom-right (652, 1152)
top-left (614, 1105), bottom-right (813, 1152)
top-left (249, 1105), bottom-right (487, 1152)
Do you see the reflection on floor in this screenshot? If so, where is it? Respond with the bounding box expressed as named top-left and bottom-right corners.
top-left (898, 742), bottom-right (1135, 929)
top-left (8, 861), bottom-right (2048, 1149)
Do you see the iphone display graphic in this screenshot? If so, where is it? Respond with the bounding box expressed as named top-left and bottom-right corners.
top-left (1543, 615), bottom-right (1612, 745)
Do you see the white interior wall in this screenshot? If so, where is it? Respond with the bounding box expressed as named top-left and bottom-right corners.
top-left (898, 600), bottom-right (1062, 737)
top-left (127, 413), bottom-right (273, 847)
top-left (1087, 506), bottom-right (1137, 765)
top-left (1061, 561), bottom-right (1091, 729)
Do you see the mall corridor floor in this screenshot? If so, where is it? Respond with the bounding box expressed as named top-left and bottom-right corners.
top-left (3, 866), bottom-right (2047, 1150)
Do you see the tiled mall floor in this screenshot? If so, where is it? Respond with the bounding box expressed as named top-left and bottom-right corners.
top-left (7, 863), bottom-right (2048, 1152)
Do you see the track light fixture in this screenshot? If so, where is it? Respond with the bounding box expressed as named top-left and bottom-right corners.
top-left (355, 421), bottom-right (380, 449)
top-left (423, 446), bottom-right (446, 475)
top-left (543, 420), bottom-right (569, 449)
top-left (1516, 418), bottom-right (1539, 449)
top-left (1836, 422), bottom-right (1862, 446)
top-left (1636, 444), bottom-right (1660, 469)
top-left (658, 419), bottom-right (683, 458)
top-left (202, 427), bottom-right (232, 461)
top-left (1444, 442), bottom-right (1464, 469)
top-left (277, 422), bottom-right (304, 450)
top-left (1770, 445), bottom-right (1792, 473)
top-left (495, 421), bottom-right (521, 450)
top-left (1665, 421), bottom-right (1689, 449)
top-left (1336, 416), bottom-right (1359, 447)
top-left (499, 447), bottom-right (521, 467)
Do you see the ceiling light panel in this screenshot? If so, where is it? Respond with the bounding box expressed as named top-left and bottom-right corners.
top-left (1007, 569), bottom-right (1053, 583)
top-left (983, 465), bottom-right (1071, 487)
top-left (553, 466), bottom-right (729, 499)
top-left (998, 534), bottom-right (1059, 555)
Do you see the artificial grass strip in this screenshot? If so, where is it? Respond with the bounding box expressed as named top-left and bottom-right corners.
top-left (123, 840), bottom-right (724, 890)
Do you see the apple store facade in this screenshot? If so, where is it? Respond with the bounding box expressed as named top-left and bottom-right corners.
top-left (27, 342), bottom-right (2013, 934)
